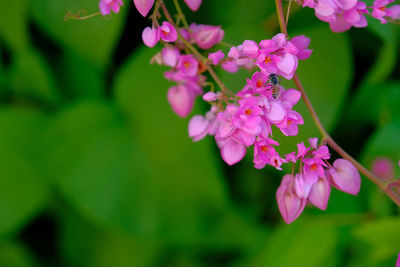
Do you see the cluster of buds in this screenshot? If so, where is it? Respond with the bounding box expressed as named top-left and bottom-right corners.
top-left (277, 138), bottom-right (361, 223)
top-left (298, 0), bottom-right (400, 32)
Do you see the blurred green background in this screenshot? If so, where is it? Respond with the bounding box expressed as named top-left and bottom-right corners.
top-left (0, 0), bottom-right (399, 266)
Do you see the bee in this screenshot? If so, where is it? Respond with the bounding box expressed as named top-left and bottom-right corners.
top-left (268, 73), bottom-right (280, 99)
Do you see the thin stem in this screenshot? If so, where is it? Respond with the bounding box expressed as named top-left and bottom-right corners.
top-left (275, 0), bottom-right (400, 207)
top-left (159, 1), bottom-right (235, 98)
top-left (173, 0), bottom-right (190, 30)
top-left (286, 0), bottom-right (292, 26)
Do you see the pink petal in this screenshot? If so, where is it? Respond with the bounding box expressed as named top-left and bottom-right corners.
top-left (202, 91), bottom-right (218, 101)
top-left (133, 0), bottom-right (155, 17)
top-left (277, 53), bottom-right (297, 76)
top-left (142, 26), bottom-right (160, 48)
top-left (188, 115), bottom-right (208, 140)
top-left (309, 177), bottom-right (331, 210)
top-left (265, 101), bottom-right (286, 123)
top-left (184, 0), bottom-right (202, 11)
top-left (328, 159), bottom-right (361, 195)
top-left (167, 85), bottom-right (194, 118)
top-left (221, 139), bottom-right (246, 165)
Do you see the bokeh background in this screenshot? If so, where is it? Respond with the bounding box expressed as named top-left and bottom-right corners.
top-left (0, 0), bottom-right (399, 266)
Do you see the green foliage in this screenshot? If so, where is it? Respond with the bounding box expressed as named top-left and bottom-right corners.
top-left (0, 0), bottom-right (398, 266)
top-left (31, 0), bottom-right (127, 68)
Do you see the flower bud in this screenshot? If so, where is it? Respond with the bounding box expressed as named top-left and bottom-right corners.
top-left (142, 26), bottom-right (160, 48)
top-left (167, 85), bottom-right (194, 118)
top-left (327, 158), bottom-right (361, 195)
top-left (309, 177), bottom-right (331, 210)
top-left (192, 24), bottom-right (224, 49)
top-left (133, 0), bottom-right (154, 17)
top-left (277, 174), bottom-right (306, 224)
top-left (184, 0), bottom-right (202, 11)
top-left (161, 47), bottom-right (180, 67)
top-left (159, 21), bottom-right (177, 42)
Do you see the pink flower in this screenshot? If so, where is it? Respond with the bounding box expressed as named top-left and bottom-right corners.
top-left (184, 0), bottom-right (202, 11)
top-left (276, 110), bottom-right (304, 136)
top-left (371, 0), bottom-right (395, 23)
top-left (250, 71), bottom-right (269, 93)
top-left (167, 84), bottom-right (194, 118)
top-left (219, 138), bottom-right (247, 166)
top-left (191, 24), bottom-right (224, 49)
top-left (387, 5), bottom-right (400, 19)
top-left (202, 91), bottom-right (219, 102)
top-left (277, 174), bottom-right (306, 224)
top-left (160, 21), bottom-right (178, 42)
top-left (161, 46), bottom-right (180, 67)
top-left (208, 50), bottom-right (225, 65)
top-left (327, 158), bottom-right (361, 195)
top-left (99, 0), bottom-right (123, 15)
top-left (372, 157), bottom-right (394, 181)
top-left (188, 110), bottom-right (218, 141)
top-left (264, 101), bottom-right (286, 124)
top-left (241, 40), bottom-right (260, 59)
top-left (290, 35), bottom-right (313, 60)
top-left (221, 60), bottom-right (239, 73)
top-left (308, 177), bottom-right (331, 210)
top-left (142, 26), bottom-right (160, 47)
top-left (133, 0), bottom-right (154, 16)
top-left (177, 55), bottom-right (199, 77)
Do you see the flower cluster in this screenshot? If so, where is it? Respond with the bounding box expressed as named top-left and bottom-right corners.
top-left (94, 0), bottom-right (365, 224)
top-left (189, 34), bottom-right (311, 167)
top-left (299, 0), bottom-right (400, 32)
top-left (277, 138), bottom-right (361, 223)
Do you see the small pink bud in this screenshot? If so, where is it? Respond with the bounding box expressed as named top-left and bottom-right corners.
top-left (161, 47), bottom-right (180, 67)
top-left (99, 0), bottom-right (124, 15)
top-left (208, 50), bottom-right (225, 65)
top-left (184, 0), bottom-right (202, 11)
top-left (202, 92), bottom-right (218, 102)
top-left (159, 21), bottom-right (177, 42)
top-left (167, 85), bottom-right (194, 118)
top-left (142, 26), bottom-right (160, 47)
top-left (309, 177), bottom-right (331, 210)
top-left (220, 138), bottom-right (246, 166)
top-left (372, 157), bottom-right (394, 181)
top-left (327, 158), bottom-right (361, 195)
top-left (221, 60), bottom-right (239, 73)
top-left (277, 174), bottom-right (306, 224)
top-left (133, 0), bottom-right (155, 17)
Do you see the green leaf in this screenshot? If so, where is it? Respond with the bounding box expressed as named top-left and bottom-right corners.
top-left (114, 47), bottom-right (229, 243)
top-left (31, 0), bottom-right (127, 68)
top-left (41, 101), bottom-right (148, 231)
top-left (8, 49), bottom-right (59, 103)
top-left (353, 217), bottom-right (400, 263)
top-left (59, 49), bottom-right (105, 99)
top-left (59, 211), bottom-right (160, 267)
top-left (255, 218), bottom-right (338, 267)
top-left (0, 242), bottom-right (37, 267)
top-left (348, 81), bottom-right (400, 126)
top-left (0, 108), bottom-right (49, 236)
top-left (0, 0), bottom-right (28, 51)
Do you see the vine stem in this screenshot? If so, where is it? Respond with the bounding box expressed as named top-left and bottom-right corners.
top-left (275, 0), bottom-right (400, 206)
top-left (159, 0), bottom-right (235, 99)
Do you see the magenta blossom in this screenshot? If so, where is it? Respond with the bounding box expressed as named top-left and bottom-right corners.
top-left (167, 84), bottom-right (195, 118)
top-left (184, 0), bottom-right (203, 11)
top-left (133, 0), bottom-right (154, 16)
top-left (177, 55), bottom-right (199, 77)
top-left (208, 50), bottom-right (225, 65)
top-left (99, 0), bottom-right (123, 15)
top-left (277, 174), bottom-right (307, 224)
top-left (327, 158), bottom-right (361, 195)
top-left (160, 21), bottom-right (178, 42)
top-left (190, 24), bottom-right (224, 49)
top-left (142, 26), bottom-right (160, 48)
top-left (371, 0), bottom-right (395, 23)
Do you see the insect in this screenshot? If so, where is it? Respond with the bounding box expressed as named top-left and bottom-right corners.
top-left (268, 73), bottom-right (280, 99)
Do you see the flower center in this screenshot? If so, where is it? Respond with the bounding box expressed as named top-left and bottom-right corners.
top-left (264, 56), bottom-right (272, 64)
top-left (378, 6), bottom-right (386, 11)
top-left (261, 145), bottom-right (269, 153)
top-left (287, 120), bottom-right (293, 126)
top-left (245, 108), bottom-right (252, 115)
top-left (311, 163), bottom-right (317, 171)
top-left (256, 80), bottom-right (263, 88)
top-left (184, 62), bottom-right (191, 68)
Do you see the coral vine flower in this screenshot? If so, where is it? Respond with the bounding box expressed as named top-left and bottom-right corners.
top-left (371, 0), bottom-right (395, 23)
top-left (99, 0), bottom-right (123, 15)
top-left (184, 0), bottom-right (203, 11)
top-left (159, 22), bottom-right (178, 42)
top-left (133, 0), bottom-right (154, 16)
top-left (142, 26), bottom-right (160, 48)
top-left (190, 24), bottom-right (224, 49)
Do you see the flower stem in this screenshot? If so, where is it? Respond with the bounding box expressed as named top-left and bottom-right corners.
top-left (275, 0), bottom-right (400, 207)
